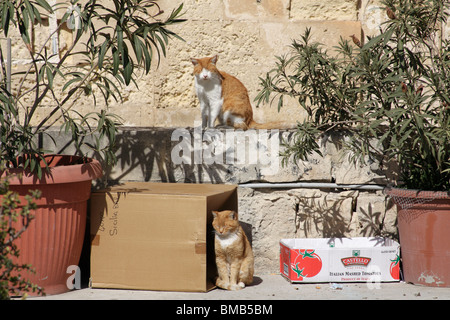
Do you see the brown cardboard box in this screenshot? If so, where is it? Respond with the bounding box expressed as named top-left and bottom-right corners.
top-left (90, 182), bottom-right (238, 292)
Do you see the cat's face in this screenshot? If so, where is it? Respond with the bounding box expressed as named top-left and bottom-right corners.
top-left (212, 210), bottom-right (240, 236)
top-left (191, 55), bottom-right (222, 81)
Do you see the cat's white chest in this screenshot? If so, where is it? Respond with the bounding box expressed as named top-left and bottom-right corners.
top-left (194, 72), bottom-right (224, 128)
top-left (195, 77), bottom-right (223, 103)
top-left (216, 232), bottom-right (239, 249)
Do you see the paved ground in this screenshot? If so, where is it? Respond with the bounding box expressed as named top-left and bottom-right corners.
top-left (31, 274), bottom-right (450, 300)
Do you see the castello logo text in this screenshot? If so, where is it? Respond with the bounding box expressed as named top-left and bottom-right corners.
top-left (341, 257), bottom-right (371, 267)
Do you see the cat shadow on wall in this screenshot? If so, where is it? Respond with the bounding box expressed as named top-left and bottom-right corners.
top-left (239, 221), bottom-right (263, 287)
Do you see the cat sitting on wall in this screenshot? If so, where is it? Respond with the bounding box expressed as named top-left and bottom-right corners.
top-left (191, 55), bottom-right (289, 130)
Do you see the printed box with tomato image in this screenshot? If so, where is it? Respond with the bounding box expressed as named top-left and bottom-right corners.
top-left (280, 237), bottom-right (400, 283)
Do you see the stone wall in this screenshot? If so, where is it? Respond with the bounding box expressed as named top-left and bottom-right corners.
top-left (45, 127), bottom-right (399, 274)
top-left (4, 0), bottom-right (392, 128)
top-left (239, 187), bottom-right (397, 273)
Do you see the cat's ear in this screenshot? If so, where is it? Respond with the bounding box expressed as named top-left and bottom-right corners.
top-left (211, 55), bottom-right (218, 65)
top-left (191, 58), bottom-right (199, 66)
top-left (212, 211), bottom-right (218, 218)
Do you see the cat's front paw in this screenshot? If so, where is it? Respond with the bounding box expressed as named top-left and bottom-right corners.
top-left (216, 279), bottom-right (231, 290)
top-left (229, 282), bottom-right (245, 291)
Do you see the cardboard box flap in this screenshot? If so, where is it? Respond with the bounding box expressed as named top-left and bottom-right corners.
top-left (99, 182), bottom-right (237, 197)
top-left (281, 237), bottom-right (399, 249)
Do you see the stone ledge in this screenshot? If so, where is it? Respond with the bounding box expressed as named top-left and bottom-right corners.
top-left (43, 126), bottom-right (397, 185)
top-left (105, 127), bottom-right (396, 185)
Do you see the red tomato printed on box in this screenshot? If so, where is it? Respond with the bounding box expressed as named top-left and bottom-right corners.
top-left (390, 254), bottom-right (400, 280)
top-left (290, 249), bottom-right (323, 281)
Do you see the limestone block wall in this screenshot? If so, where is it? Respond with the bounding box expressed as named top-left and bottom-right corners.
top-left (140, 0), bottom-right (373, 128)
top-left (4, 0), bottom-right (390, 128)
top-left (239, 187), bottom-right (397, 273)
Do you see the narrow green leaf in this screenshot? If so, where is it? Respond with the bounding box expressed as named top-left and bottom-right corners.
top-left (133, 34), bottom-right (143, 63)
top-left (112, 48), bottom-right (119, 75)
top-left (46, 66), bottom-right (53, 88)
top-left (98, 41), bottom-right (108, 69)
top-left (62, 77), bottom-right (82, 91)
top-left (35, 0), bottom-right (54, 14)
top-left (277, 95), bottom-right (283, 112)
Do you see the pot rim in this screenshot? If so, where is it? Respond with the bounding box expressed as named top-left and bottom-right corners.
top-left (385, 187), bottom-right (450, 200)
top-left (1, 154), bottom-right (103, 185)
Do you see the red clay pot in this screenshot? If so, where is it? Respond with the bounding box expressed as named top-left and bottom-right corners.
top-left (386, 188), bottom-right (450, 287)
top-left (3, 155), bottom-right (102, 296)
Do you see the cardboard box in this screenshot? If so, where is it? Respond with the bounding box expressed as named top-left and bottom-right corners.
top-left (280, 237), bottom-right (400, 283)
top-left (90, 182), bottom-right (238, 292)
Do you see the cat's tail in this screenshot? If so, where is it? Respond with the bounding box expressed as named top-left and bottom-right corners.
top-left (248, 120), bottom-right (295, 130)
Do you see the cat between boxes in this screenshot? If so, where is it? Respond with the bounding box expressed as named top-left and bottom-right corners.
top-left (212, 210), bottom-right (254, 290)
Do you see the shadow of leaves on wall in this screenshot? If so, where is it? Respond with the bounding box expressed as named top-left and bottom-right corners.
top-left (102, 127), bottom-right (229, 184)
top-left (293, 193), bottom-right (355, 238)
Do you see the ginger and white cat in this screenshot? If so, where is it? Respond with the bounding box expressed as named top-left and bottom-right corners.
top-left (212, 210), bottom-right (254, 290)
top-left (191, 55), bottom-right (285, 130)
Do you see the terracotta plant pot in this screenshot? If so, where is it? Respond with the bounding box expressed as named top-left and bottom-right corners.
top-left (386, 188), bottom-right (450, 287)
top-left (3, 155), bottom-right (102, 296)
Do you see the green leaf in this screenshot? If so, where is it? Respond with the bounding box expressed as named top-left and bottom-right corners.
top-left (112, 48), bottom-right (119, 76)
top-left (46, 66), bottom-right (53, 88)
top-left (133, 34), bottom-right (143, 63)
top-left (35, 0), bottom-right (54, 14)
top-left (142, 41), bottom-right (152, 73)
top-left (383, 27), bottom-right (395, 46)
top-left (117, 25), bottom-right (123, 54)
top-left (363, 34), bottom-right (383, 50)
top-left (277, 95), bottom-right (283, 112)
top-left (62, 77), bottom-right (82, 92)
top-left (98, 41), bottom-right (108, 69)
top-left (121, 45), bottom-right (133, 85)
